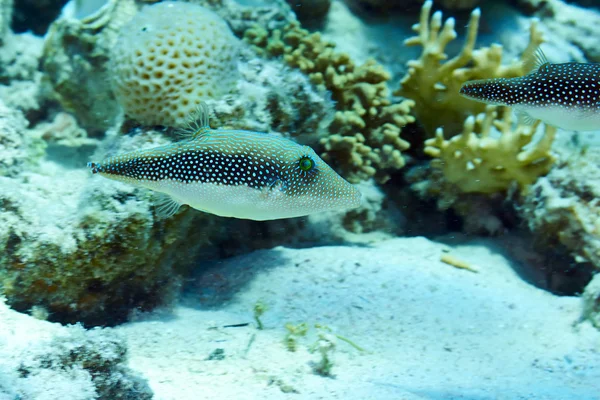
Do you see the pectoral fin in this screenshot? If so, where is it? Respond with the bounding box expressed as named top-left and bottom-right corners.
top-left (261, 177), bottom-right (287, 200)
top-left (154, 193), bottom-right (183, 219)
top-left (516, 109), bottom-right (537, 126)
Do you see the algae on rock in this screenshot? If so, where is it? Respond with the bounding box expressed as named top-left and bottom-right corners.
top-left (519, 148), bottom-right (600, 270)
top-left (0, 32), bottom-right (51, 122)
top-left (396, 0), bottom-right (544, 137)
top-left (0, 100), bottom-right (46, 177)
top-left (0, 127), bottom-right (233, 326)
top-left (244, 21), bottom-right (414, 183)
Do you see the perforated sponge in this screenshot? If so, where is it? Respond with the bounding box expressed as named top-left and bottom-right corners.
top-left (110, 1), bottom-right (240, 127)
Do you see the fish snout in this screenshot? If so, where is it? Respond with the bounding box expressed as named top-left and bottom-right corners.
top-left (459, 78), bottom-right (511, 106)
top-left (459, 80), bottom-right (485, 99)
top-left (326, 172), bottom-right (362, 211)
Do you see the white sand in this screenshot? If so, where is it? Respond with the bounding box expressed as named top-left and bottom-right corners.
top-left (116, 237), bottom-right (600, 400)
top-left (0, 300), bottom-right (98, 399)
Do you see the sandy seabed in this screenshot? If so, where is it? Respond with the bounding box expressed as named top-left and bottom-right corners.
top-left (1, 237), bottom-right (599, 400)
top-left (118, 237), bottom-right (600, 400)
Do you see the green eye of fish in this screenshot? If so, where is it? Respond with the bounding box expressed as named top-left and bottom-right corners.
top-left (298, 156), bottom-right (315, 172)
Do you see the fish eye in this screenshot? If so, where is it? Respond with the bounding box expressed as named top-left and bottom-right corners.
top-left (298, 156), bottom-right (315, 173)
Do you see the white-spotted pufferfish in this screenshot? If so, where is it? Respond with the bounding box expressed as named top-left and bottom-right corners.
top-left (460, 50), bottom-right (600, 131)
top-left (88, 104), bottom-right (361, 220)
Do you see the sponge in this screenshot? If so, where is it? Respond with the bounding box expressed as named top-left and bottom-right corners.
top-left (110, 1), bottom-right (240, 127)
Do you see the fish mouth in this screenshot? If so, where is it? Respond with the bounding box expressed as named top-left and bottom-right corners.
top-left (459, 79), bottom-right (487, 99)
top-left (459, 78), bottom-right (510, 106)
top-left (458, 85), bottom-right (471, 98)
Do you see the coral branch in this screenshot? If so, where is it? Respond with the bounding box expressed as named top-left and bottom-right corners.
top-left (397, 1), bottom-right (544, 137)
top-left (424, 106), bottom-right (556, 194)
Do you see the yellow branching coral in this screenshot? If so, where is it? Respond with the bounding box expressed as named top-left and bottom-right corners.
top-left (244, 22), bottom-right (414, 183)
top-left (424, 106), bottom-right (556, 194)
top-left (396, 0), bottom-right (543, 136)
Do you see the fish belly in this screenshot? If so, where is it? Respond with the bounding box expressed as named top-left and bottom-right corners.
top-left (153, 181), bottom-right (294, 221)
top-left (523, 105), bottom-right (600, 131)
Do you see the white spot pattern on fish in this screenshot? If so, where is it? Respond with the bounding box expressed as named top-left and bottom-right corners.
top-left (88, 105), bottom-right (361, 220)
top-left (459, 51), bottom-right (600, 131)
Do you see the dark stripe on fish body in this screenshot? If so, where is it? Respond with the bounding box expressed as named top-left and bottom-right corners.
top-left (461, 62), bottom-right (600, 108)
top-left (94, 146), bottom-right (286, 190)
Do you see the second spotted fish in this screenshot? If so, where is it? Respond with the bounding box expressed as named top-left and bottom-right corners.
top-left (88, 105), bottom-right (361, 220)
top-left (460, 50), bottom-right (600, 131)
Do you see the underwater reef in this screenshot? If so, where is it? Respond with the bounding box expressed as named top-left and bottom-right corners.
top-left (0, 0), bottom-right (599, 392)
top-left (1, 0), bottom-right (600, 398)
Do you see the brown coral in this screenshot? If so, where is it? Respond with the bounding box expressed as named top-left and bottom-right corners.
top-left (424, 105), bottom-right (556, 194)
top-left (244, 22), bottom-right (414, 183)
top-left (396, 0), bottom-right (543, 136)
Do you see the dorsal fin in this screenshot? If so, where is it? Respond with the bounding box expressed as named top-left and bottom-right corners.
top-left (525, 47), bottom-right (549, 75)
top-left (179, 102), bottom-right (212, 139)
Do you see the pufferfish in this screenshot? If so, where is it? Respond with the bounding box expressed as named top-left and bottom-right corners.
top-left (459, 50), bottom-right (600, 131)
top-left (87, 104), bottom-right (361, 220)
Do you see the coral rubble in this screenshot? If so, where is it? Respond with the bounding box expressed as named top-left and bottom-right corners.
top-left (0, 299), bottom-right (153, 399)
top-left (0, 100), bottom-right (45, 177)
top-left (245, 21), bottom-right (414, 183)
top-left (425, 105), bottom-right (556, 194)
top-left (396, 0), bottom-right (543, 136)
top-left (0, 31), bottom-right (49, 122)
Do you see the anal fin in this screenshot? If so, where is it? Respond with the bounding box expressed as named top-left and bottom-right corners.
top-left (154, 193), bottom-right (183, 219)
